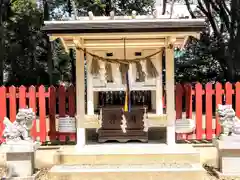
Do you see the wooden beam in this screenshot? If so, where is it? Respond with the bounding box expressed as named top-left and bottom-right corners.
top-left (59, 37), bottom-right (69, 53)
top-left (181, 36), bottom-right (189, 50)
top-left (48, 31), bottom-right (201, 40)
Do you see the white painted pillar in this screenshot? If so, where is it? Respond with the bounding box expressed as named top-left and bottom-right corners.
top-left (165, 44), bottom-right (176, 145)
top-left (75, 39), bottom-right (86, 148)
top-left (87, 54), bottom-right (94, 115)
top-left (156, 50), bottom-right (163, 115)
top-left (151, 91), bottom-right (156, 111)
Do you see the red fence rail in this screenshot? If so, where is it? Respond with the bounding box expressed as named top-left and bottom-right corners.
top-left (0, 82), bottom-right (239, 143)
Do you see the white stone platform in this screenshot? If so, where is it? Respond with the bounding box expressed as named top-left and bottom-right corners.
top-left (49, 144), bottom-right (204, 179)
top-left (63, 143), bottom-right (198, 153)
top-left (49, 163), bottom-right (204, 180)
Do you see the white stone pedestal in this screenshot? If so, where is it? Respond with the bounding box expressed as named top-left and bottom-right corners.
top-left (0, 141), bottom-right (40, 179)
top-left (213, 138), bottom-right (240, 177)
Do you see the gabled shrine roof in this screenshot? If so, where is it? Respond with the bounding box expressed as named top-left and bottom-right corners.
top-left (43, 15), bottom-right (205, 34)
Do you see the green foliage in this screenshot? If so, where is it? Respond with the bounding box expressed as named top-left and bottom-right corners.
top-left (182, 0), bottom-right (240, 82)
top-left (1, 0), bottom-right (228, 86)
top-left (4, 0), bottom-right (48, 85)
top-left (2, 0), bottom-right (73, 85)
top-left (51, 38), bottom-right (71, 83)
top-left (66, 0), bottom-right (155, 16)
top-left (175, 35), bottom-right (223, 84)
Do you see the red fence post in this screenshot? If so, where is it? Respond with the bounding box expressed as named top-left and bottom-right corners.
top-left (29, 86), bottom-right (37, 140)
top-left (58, 85), bottom-right (66, 141)
top-left (68, 86), bottom-right (75, 117)
top-left (185, 83), bottom-right (193, 119)
top-left (175, 84), bottom-right (184, 140)
top-left (38, 85), bottom-right (47, 142)
top-left (195, 83), bottom-right (203, 140)
top-left (0, 86), bottom-right (6, 133)
top-left (59, 85), bottom-right (66, 117)
top-left (205, 83), bottom-right (213, 140)
top-left (175, 84), bottom-right (186, 140)
top-left (9, 86), bottom-right (16, 122)
top-left (68, 85), bottom-right (76, 141)
top-left (48, 86), bottom-right (56, 141)
top-left (185, 83), bottom-right (194, 140)
top-left (235, 82), bottom-right (240, 118)
top-left (225, 82), bottom-right (233, 105)
top-left (215, 82), bottom-right (223, 136)
top-left (175, 84), bottom-right (183, 119)
top-left (19, 86), bottom-right (26, 108)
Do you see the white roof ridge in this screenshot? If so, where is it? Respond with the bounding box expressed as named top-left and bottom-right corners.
top-left (44, 18), bottom-right (205, 24)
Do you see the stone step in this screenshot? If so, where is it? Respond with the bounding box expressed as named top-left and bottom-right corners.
top-left (48, 163), bottom-right (205, 180)
top-left (55, 144), bottom-right (200, 165)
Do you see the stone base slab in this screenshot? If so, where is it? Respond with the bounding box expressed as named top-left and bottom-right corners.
top-left (3, 170), bottom-right (41, 180)
top-left (48, 164), bottom-right (205, 180)
top-left (0, 141), bottom-right (40, 153)
top-left (213, 138), bottom-right (240, 149)
top-left (0, 142), bottom-right (40, 177)
top-left (214, 139), bottom-right (240, 174)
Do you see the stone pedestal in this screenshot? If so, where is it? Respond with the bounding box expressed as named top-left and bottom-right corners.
top-left (0, 141), bottom-right (40, 179)
top-left (213, 138), bottom-right (240, 177)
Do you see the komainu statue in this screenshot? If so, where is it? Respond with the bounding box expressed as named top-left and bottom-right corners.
top-left (2, 108), bottom-right (35, 142)
top-left (217, 104), bottom-right (240, 138)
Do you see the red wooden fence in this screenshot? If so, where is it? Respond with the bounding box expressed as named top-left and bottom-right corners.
top-left (0, 82), bottom-right (239, 143)
top-left (175, 82), bottom-right (240, 141)
top-left (0, 85), bottom-right (76, 143)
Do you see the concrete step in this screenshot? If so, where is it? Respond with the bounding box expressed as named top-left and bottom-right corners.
top-left (48, 163), bottom-right (205, 180)
top-left (55, 144), bottom-right (201, 165)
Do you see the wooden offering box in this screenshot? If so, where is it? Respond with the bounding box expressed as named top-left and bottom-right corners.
top-left (98, 106), bottom-right (148, 143)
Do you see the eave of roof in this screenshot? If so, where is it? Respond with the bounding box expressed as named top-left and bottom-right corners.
top-left (42, 18), bottom-right (205, 34)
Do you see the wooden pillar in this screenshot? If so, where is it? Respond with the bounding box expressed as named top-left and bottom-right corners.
top-left (165, 39), bottom-right (176, 145)
top-left (87, 54), bottom-right (94, 115)
top-left (156, 49), bottom-right (163, 115)
top-left (75, 39), bottom-right (86, 148)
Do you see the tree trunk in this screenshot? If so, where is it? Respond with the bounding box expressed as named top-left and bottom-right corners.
top-left (43, 0), bottom-right (53, 84)
top-left (0, 0), bottom-right (4, 85)
top-left (47, 40), bottom-right (53, 85)
top-left (69, 48), bottom-right (76, 85)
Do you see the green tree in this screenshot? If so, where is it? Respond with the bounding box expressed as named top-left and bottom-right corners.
top-left (0, 0), bottom-right (14, 85)
top-left (59, 0), bottom-right (155, 17)
top-left (179, 0), bottom-right (240, 82)
top-left (4, 0), bottom-right (49, 85)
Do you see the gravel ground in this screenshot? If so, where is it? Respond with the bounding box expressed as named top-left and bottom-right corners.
top-left (0, 167), bottom-right (50, 180)
top-left (35, 168), bottom-right (49, 180)
top-left (0, 165), bottom-right (239, 180)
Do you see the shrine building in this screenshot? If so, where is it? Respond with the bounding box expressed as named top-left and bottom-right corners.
top-left (43, 12), bottom-right (205, 147)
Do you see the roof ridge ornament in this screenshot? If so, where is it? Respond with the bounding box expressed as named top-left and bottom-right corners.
top-left (110, 11), bottom-right (115, 20)
top-left (88, 11), bottom-right (94, 20)
top-left (132, 11), bottom-right (137, 19)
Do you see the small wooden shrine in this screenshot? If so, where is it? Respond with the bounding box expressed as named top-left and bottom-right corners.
top-left (43, 11), bottom-right (205, 146)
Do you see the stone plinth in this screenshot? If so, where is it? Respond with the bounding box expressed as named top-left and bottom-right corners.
top-left (213, 138), bottom-right (240, 176)
top-left (0, 141), bottom-right (40, 178)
